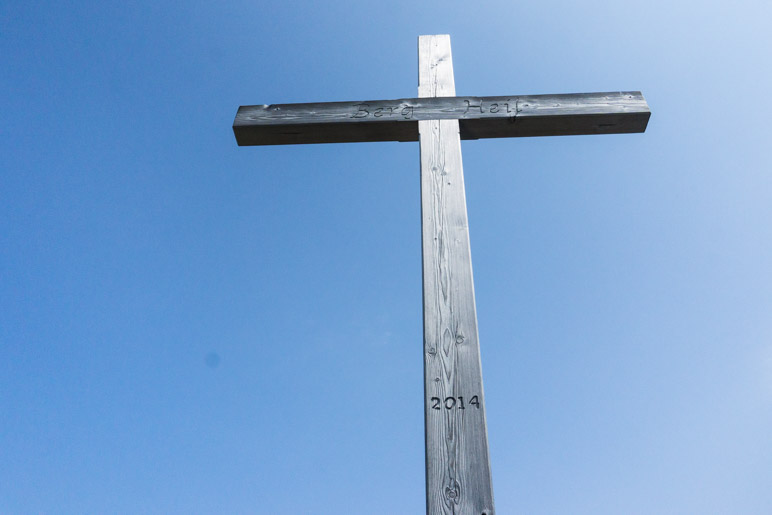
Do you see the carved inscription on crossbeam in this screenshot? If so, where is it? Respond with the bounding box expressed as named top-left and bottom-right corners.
top-left (351, 103), bottom-right (416, 119)
top-left (349, 99), bottom-right (523, 120)
top-left (463, 99), bottom-right (520, 115)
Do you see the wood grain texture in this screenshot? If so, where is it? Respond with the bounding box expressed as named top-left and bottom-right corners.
top-left (233, 92), bottom-right (650, 145)
top-left (419, 34), bottom-right (495, 515)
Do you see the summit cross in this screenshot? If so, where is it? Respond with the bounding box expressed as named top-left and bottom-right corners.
top-left (233, 34), bottom-right (650, 515)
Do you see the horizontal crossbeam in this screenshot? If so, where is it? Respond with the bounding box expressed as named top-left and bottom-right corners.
top-left (233, 91), bottom-right (650, 146)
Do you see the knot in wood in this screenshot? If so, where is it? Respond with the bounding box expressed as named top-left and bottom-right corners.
top-left (444, 478), bottom-right (461, 504)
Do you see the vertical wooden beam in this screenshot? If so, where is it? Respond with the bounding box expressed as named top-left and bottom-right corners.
top-left (419, 35), bottom-right (495, 515)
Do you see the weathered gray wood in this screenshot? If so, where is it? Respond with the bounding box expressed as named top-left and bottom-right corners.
top-left (233, 33), bottom-right (651, 514)
top-left (419, 34), bottom-right (495, 515)
top-left (233, 92), bottom-right (650, 145)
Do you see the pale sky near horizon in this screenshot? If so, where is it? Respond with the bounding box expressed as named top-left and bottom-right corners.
top-left (2, 1), bottom-right (772, 513)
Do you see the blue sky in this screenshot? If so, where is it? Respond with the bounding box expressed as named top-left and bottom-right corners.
top-left (2, 0), bottom-right (771, 513)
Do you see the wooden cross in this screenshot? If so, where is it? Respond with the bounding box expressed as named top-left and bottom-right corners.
top-left (233, 35), bottom-right (650, 515)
